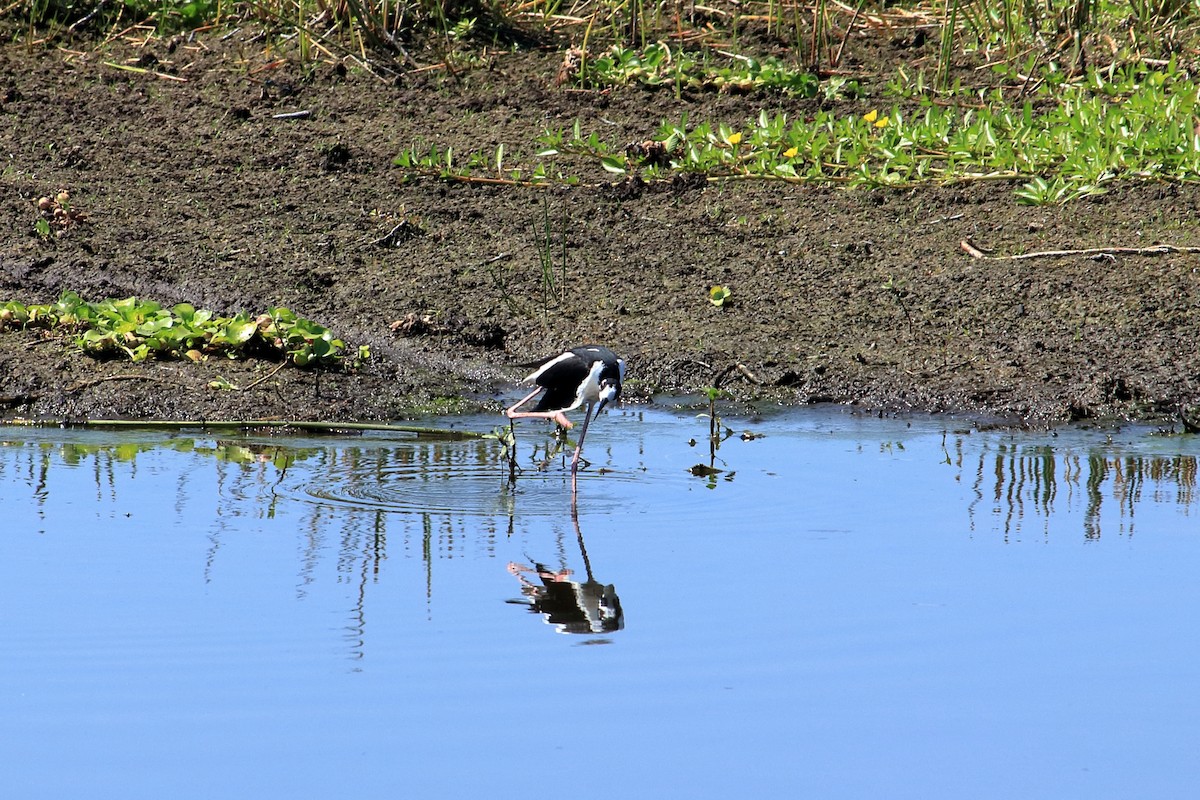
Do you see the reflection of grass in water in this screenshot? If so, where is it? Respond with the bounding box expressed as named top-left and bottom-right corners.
top-left (963, 439), bottom-right (1198, 540)
top-left (0, 429), bottom-right (528, 660)
top-left (48, 438), bottom-right (319, 468)
top-left (2, 435), bottom-right (323, 523)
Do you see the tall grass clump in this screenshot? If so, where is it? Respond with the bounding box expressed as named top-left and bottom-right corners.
top-left (16, 1), bottom-right (1200, 80)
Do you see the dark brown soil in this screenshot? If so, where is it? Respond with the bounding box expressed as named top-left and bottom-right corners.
top-left (2, 29), bottom-right (1199, 426)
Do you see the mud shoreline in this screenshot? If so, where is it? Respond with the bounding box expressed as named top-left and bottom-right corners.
top-left (2, 33), bottom-right (1199, 427)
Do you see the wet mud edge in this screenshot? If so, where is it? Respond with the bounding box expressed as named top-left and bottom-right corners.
top-left (1, 35), bottom-right (1199, 427)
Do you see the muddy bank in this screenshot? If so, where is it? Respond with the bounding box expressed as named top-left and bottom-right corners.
top-left (2, 33), bottom-right (1199, 426)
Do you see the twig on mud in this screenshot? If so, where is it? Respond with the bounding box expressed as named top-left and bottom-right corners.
top-left (960, 239), bottom-right (989, 258)
top-left (904, 357), bottom-right (979, 378)
top-left (68, 0), bottom-right (111, 32)
top-left (271, 110), bottom-right (312, 120)
top-left (714, 363), bottom-right (762, 387)
top-left (102, 61), bottom-right (189, 82)
top-left (238, 362), bottom-right (288, 392)
top-left (924, 213), bottom-right (963, 227)
top-left (670, 357), bottom-right (712, 374)
top-left (961, 239), bottom-right (1200, 261)
top-left (371, 221), bottom-right (423, 248)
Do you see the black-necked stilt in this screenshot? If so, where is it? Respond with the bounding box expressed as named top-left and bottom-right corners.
top-left (505, 345), bottom-right (625, 492)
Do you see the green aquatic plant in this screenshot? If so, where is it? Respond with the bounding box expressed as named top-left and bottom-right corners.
top-left (483, 422), bottom-right (519, 482)
top-left (393, 142), bottom-right (575, 187)
top-left (689, 385), bottom-right (735, 488)
top-left (396, 64), bottom-right (1200, 203)
top-left (0, 292), bottom-right (361, 368)
top-left (568, 42), bottom-right (831, 99)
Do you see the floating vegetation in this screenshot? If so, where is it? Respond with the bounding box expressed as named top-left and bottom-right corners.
top-left (0, 292), bottom-right (365, 368)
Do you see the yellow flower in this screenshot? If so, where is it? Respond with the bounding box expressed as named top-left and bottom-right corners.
top-left (726, 131), bottom-right (743, 146)
top-left (863, 109), bottom-right (878, 123)
top-left (783, 146), bottom-right (798, 158)
top-left (875, 115), bottom-right (890, 128)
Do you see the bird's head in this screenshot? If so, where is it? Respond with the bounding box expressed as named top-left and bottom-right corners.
top-left (596, 376), bottom-right (622, 415)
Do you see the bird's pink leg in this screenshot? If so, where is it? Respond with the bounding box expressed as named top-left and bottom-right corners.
top-left (570, 403), bottom-right (595, 495)
top-left (504, 389), bottom-right (576, 429)
top-left (504, 391), bottom-right (573, 429)
top-left (504, 387), bottom-right (542, 418)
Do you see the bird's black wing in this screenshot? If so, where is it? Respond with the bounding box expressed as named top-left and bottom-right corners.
top-left (528, 354), bottom-right (591, 412)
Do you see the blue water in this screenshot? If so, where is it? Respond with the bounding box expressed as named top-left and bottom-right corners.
top-left (2, 408), bottom-right (1198, 798)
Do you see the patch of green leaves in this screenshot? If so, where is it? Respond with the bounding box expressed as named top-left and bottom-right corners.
top-left (577, 43), bottom-right (835, 99)
top-left (0, 292), bottom-right (361, 368)
top-left (396, 65), bottom-right (1200, 204)
top-left (393, 142), bottom-right (576, 186)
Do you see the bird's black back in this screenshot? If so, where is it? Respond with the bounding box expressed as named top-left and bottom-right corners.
top-left (533, 382), bottom-right (582, 413)
top-left (522, 346), bottom-right (622, 412)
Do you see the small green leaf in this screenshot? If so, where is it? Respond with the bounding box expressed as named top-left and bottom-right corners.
top-left (600, 155), bottom-right (627, 174)
top-left (223, 320), bottom-right (258, 344)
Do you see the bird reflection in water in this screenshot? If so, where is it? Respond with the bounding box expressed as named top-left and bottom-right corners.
top-left (506, 510), bottom-right (623, 636)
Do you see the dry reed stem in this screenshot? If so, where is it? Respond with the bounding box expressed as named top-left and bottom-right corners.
top-left (960, 239), bottom-right (1200, 261)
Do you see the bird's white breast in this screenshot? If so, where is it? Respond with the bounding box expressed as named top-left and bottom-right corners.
top-left (577, 359), bottom-right (606, 403)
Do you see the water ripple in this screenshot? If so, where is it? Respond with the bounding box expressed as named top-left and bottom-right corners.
top-left (272, 437), bottom-right (669, 518)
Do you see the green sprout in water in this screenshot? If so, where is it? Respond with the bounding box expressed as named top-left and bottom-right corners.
top-left (483, 422), bottom-right (520, 483)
